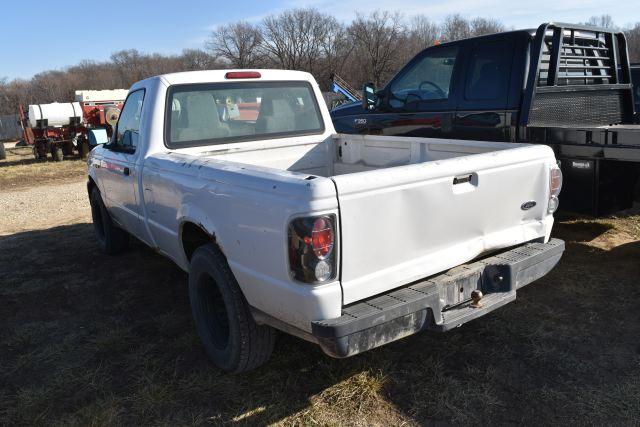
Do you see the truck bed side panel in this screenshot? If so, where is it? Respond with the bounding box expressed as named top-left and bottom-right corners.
top-left (141, 153), bottom-right (343, 331)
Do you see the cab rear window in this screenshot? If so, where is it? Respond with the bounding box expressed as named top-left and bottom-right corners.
top-left (165, 81), bottom-right (324, 148)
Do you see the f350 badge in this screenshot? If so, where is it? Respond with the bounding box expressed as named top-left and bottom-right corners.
top-left (354, 118), bottom-right (367, 125)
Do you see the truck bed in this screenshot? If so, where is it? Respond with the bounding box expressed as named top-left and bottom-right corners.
top-left (197, 134), bottom-right (557, 303)
top-left (200, 134), bottom-right (542, 177)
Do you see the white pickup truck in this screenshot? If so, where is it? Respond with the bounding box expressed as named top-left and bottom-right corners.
top-left (87, 70), bottom-right (564, 373)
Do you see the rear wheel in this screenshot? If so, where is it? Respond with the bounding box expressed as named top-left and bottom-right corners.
top-left (189, 243), bottom-right (275, 373)
top-left (90, 187), bottom-right (129, 254)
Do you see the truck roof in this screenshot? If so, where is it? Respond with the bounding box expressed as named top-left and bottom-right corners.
top-left (142, 69), bottom-right (317, 87)
top-left (430, 29), bottom-right (536, 49)
top-left (425, 22), bottom-right (623, 50)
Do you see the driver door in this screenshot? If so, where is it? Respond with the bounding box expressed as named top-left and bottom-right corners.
top-left (368, 45), bottom-right (461, 138)
top-left (100, 89), bottom-right (145, 236)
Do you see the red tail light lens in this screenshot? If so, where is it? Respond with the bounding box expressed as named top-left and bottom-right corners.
top-left (312, 217), bottom-right (334, 259)
top-left (288, 215), bottom-right (337, 283)
top-left (225, 71), bottom-right (261, 79)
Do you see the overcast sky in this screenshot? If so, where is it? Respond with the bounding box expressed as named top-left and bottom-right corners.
top-left (2, 0), bottom-right (639, 80)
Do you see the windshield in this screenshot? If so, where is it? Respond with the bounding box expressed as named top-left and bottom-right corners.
top-left (165, 81), bottom-right (324, 147)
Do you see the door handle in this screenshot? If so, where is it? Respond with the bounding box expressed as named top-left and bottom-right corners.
top-left (123, 167), bottom-right (130, 176)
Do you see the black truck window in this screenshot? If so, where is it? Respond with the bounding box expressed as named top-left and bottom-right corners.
top-left (389, 46), bottom-right (459, 108)
top-left (464, 41), bottom-right (511, 101)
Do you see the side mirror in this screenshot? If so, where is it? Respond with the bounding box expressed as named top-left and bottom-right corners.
top-left (88, 128), bottom-right (109, 146)
top-left (362, 82), bottom-right (377, 110)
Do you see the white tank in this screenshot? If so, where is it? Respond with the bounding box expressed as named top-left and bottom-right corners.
top-left (28, 102), bottom-right (83, 128)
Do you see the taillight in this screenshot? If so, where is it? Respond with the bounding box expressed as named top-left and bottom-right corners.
top-left (288, 215), bottom-right (337, 283)
top-left (550, 167), bottom-right (562, 197)
top-left (311, 217), bottom-right (334, 259)
top-left (548, 166), bottom-right (563, 213)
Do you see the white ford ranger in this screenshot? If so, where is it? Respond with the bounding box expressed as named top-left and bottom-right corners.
top-left (87, 70), bottom-right (564, 373)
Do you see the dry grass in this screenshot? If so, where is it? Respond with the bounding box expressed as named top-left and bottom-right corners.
top-left (1, 160), bottom-right (639, 425)
top-left (0, 144), bottom-right (86, 190)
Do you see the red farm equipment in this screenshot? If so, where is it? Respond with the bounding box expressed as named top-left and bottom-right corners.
top-left (18, 89), bottom-right (128, 161)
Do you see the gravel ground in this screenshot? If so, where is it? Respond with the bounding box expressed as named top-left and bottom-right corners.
top-left (0, 180), bottom-right (90, 236)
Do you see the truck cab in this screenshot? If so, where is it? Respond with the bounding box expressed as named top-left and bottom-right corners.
top-left (332, 29), bottom-right (531, 143)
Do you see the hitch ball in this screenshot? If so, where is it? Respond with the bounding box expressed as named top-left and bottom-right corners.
top-left (470, 290), bottom-right (483, 308)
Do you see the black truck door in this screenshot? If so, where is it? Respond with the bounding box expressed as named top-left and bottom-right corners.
top-left (366, 45), bottom-right (461, 138)
top-left (452, 39), bottom-right (516, 141)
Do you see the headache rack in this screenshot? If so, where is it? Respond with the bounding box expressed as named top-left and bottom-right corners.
top-left (521, 23), bottom-right (636, 128)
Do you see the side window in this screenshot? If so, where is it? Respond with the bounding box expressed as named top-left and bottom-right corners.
top-left (389, 46), bottom-right (459, 108)
top-left (113, 90), bottom-right (145, 151)
top-left (464, 41), bottom-right (512, 101)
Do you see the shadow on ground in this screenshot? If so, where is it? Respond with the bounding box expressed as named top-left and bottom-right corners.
top-left (1, 222), bottom-right (639, 424)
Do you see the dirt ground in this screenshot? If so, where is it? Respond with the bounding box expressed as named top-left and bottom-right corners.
top-left (0, 143), bottom-right (86, 191)
top-left (1, 147), bottom-right (639, 425)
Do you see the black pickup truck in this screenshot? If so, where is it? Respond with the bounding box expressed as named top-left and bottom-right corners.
top-left (332, 23), bottom-right (640, 215)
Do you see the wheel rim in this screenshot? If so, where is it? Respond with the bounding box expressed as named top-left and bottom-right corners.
top-left (196, 273), bottom-right (230, 350)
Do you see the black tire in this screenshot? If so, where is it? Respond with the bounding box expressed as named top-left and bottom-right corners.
top-left (189, 243), bottom-right (275, 373)
top-left (0, 142), bottom-right (6, 160)
top-left (34, 141), bottom-right (46, 160)
top-left (61, 141), bottom-right (74, 156)
top-left (78, 139), bottom-right (90, 159)
top-left (51, 145), bottom-right (63, 161)
top-left (90, 187), bottom-right (129, 254)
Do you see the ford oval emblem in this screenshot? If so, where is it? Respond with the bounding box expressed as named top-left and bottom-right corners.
top-left (521, 201), bottom-right (537, 210)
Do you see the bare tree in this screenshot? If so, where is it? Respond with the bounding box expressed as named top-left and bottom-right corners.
top-left (180, 49), bottom-right (220, 70)
top-left (206, 22), bottom-right (263, 68)
top-left (586, 15), bottom-right (617, 29)
top-left (261, 8), bottom-right (339, 74)
top-left (624, 23), bottom-right (640, 62)
top-left (317, 21), bottom-right (351, 89)
top-left (30, 71), bottom-right (74, 104)
top-left (470, 17), bottom-right (505, 36)
top-left (348, 11), bottom-right (405, 87)
top-left (441, 14), bottom-right (471, 42)
top-left (110, 49), bottom-right (151, 85)
top-left (439, 15), bottom-right (505, 42)
top-left (408, 15), bottom-right (441, 50)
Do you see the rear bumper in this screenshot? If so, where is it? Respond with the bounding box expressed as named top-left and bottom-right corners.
top-left (312, 238), bottom-right (565, 358)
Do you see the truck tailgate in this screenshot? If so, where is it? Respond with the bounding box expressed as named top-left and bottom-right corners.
top-left (332, 144), bottom-right (556, 304)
